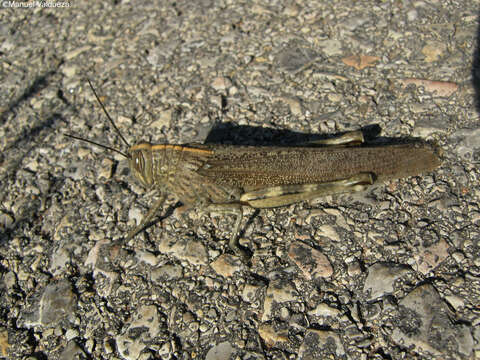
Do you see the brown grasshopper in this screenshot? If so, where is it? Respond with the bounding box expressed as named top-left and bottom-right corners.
top-left (67, 81), bottom-right (442, 259)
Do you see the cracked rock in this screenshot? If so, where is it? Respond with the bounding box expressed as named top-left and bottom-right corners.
top-left (20, 279), bottom-right (76, 328)
top-left (298, 329), bottom-right (346, 359)
top-left (210, 254), bottom-right (244, 277)
top-left (262, 279), bottom-right (299, 321)
top-left (288, 241), bottom-right (333, 280)
top-left (413, 238), bottom-right (450, 275)
top-left (116, 305), bottom-right (161, 360)
top-left (205, 341), bottom-right (235, 360)
top-left (391, 284), bottom-right (473, 358)
top-left (158, 237), bottom-right (208, 265)
top-left (363, 262), bottom-right (411, 301)
top-left (451, 127), bottom-right (480, 162)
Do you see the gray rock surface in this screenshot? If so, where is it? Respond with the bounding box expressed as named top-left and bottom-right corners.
top-left (19, 280), bottom-right (76, 328)
top-left (116, 305), bottom-right (162, 360)
top-left (363, 262), bottom-right (411, 301)
top-left (391, 284), bottom-right (474, 358)
top-left (298, 329), bottom-right (346, 359)
top-left (1, 1), bottom-right (479, 359)
top-left (205, 341), bottom-right (235, 360)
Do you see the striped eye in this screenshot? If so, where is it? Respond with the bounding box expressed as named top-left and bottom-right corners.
top-left (134, 152), bottom-right (145, 173)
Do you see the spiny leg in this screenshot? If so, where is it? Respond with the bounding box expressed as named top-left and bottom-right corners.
top-left (206, 203), bottom-right (249, 260)
top-left (126, 193), bottom-right (167, 241)
top-left (302, 130), bottom-right (364, 147)
top-left (241, 173), bottom-right (374, 208)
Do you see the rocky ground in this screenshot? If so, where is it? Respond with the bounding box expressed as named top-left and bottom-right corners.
top-left (0, 1), bottom-right (479, 359)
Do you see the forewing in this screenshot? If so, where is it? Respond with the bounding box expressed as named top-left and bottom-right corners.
top-left (198, 144), bottom-right (440, 191)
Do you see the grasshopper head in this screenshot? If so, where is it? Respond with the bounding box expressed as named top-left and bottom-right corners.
top-left (128, 143), bottom-right (154, 187)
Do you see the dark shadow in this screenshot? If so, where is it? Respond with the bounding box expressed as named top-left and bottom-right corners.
top-left (3, 113), bottom-right (66, 154)
top-left (472, 14), bottom-right (480, 113)
top-left (0, 59), bottom-right (63, 126)
top-left (0, 113), bottom-right (67, 247)
top-left (0, 113), bottom-right (67, 196)
top-left (204, 122), bottom-right (429, 147)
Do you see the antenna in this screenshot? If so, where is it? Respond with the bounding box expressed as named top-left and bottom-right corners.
top-left (86, 78), bottom-right (131, 148)
top-left (65, 78), bottom-right (133, 159)
top-left (64, 133), bottom-right (129, 158)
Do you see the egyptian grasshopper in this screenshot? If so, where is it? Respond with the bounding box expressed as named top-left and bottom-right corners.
top-left (67, 81), bottom-right (441, 259)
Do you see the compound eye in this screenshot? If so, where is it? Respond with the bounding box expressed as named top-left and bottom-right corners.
top-left (134, 152), bottom-right (145, 173)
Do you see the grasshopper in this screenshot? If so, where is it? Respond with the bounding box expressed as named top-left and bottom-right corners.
top-left (67, 81), bottom-right (442, 260)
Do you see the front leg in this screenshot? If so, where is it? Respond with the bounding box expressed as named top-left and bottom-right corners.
top-left (126, 193), bottom-right (167, 241)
